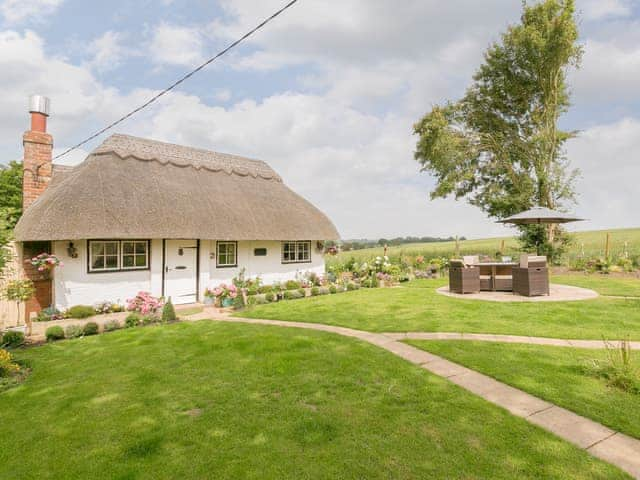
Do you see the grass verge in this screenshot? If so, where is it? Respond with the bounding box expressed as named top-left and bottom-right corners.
top-left (406, 340), bottom-right (640, 439)
top-left (239, 279), bottom-right (640, 339)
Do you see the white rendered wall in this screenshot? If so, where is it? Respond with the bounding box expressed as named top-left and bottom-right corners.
top-left (52, 240), bottom-right (162, 309)
top-left (51, 239), bottom-right (324, 308)
top-left (202, 240), bottom-right (325, 294)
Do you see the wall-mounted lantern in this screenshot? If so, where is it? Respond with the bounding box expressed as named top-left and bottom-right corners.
top-left (67, 242), bottom-right (78, 258)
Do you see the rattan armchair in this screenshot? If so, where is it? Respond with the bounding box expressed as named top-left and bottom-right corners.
top-left (449, 259), bottom-right (480, 294)
top-left (512, 255), bottom-right (549, 296)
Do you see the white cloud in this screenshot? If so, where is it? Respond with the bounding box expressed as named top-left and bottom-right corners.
top-left (86, 31), bottom-right (130, 72)
top-left (580, 0), bottom-right (634, 21)
top-left (212, 88), bottom-right (231, 102)
top-left (0, 0), bottom-right (62, 24)
top-left (572, 38), bottom-right (640, 104)
top-left (567, 117), bottom-right (640, 230)
top-left (149, 23), bottom-right (204, 67)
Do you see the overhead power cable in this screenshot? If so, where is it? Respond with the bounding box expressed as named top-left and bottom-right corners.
top-left (53, 0), bottom-right (299, 161)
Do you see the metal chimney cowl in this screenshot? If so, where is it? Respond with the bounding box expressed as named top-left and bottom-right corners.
top-left (29, 95), bottom-right (50, 116)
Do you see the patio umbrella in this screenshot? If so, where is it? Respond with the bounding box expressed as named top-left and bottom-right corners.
top-left (497, 206), bottom-right (584, 254)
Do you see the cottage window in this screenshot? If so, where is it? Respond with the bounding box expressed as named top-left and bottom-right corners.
top-left (281, 241), bottom-right (311, 264)
top-left (122, 241), bottom-right (149, 269)
top-left (216, 241), bottom-right (237, 268)
top-left (89, 241), bottom-right (120, 272)
top-left (88, 240), bottom-right (149, 273)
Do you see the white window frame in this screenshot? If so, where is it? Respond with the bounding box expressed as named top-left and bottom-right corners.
top-left (281, 241), bottom-right (312, 264)
top-left (88, 240), bottom-right (120, 272)
top-left (87, 240), bottom-right (150, 273)
top-left (121, 240), bottom-right (150, 270)
top-left (216, 241), bottom-right (238, 268)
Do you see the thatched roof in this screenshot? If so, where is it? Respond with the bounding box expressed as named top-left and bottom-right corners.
top-left (15, 134), bottom-right (339, 241)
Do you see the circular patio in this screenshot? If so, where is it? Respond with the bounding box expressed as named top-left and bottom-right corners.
top-left (436, 283), bottom-right (598, 302)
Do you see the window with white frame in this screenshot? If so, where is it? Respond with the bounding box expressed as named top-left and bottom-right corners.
top-left (88, 240), bottom-right (149, 272)
top-left (122, 240), bottom-right (149, 269)
top-left (281, 241), bottom-right (311, 264)
top-left (216, 241), bottom-right (237, 267)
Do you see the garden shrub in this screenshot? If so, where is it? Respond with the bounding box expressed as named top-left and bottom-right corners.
top-left (283, 290), bottom-right (304, 300)
top-left (126, 292), bottom-right (163, 315)
top-left (67, 305), bottom-right (96, 319)
top-left (361, 276), bottom-right (379, 288)
top-left (265, 292), bottom-right (275, 303)
top-left (161, 298), bottom-right (177, 323)
top-left (83, 322), bottom-right (99, 336)
top-left (248, 294), bottom-right (268, 306)
top-left (142, 315), bottom-right (158, 325)
top-left (233, 293), bottom-right (246, 310)
top-left (125, 313), bottom-right (141, 328)
top-left (103, 320), bottom-right (121, 332)
top-left (318, 287), bottom-right (330, 295)
top-left (346, 282), bottom-right (358, 291)
top-left (285, 280), bottom-right (301, 290)
top-left (247, 286), bottom-right (258, 296)
top-left (45, 326), bottom-right (65, 342)
top-left (258, 285), bottom-right (274, 294)
top-left (297, 288), bottom-right (306, 297)
top-left (2, 331), bottom-right (25, 348)
top-left (310, 286), bottom-right (320, 296)
top-left (0, 349), bottom-right (20, 377)
top-left (64, 324), bottom-right (84, 339)
top-left (329, 285), bottom-right (337, 294)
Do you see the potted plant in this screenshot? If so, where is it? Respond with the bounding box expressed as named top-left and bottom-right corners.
top-left (212, 283), bottom-right (238, 308)
top-left (203, 288), bottom-right (216, 305)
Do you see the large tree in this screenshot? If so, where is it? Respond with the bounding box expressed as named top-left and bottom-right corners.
top-left (413, 0), bottom-right (582, 258)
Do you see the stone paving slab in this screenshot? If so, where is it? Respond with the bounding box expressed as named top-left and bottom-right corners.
top-left (528, 405), bottom-right (616, 449)
top-left (436, 283), bottom-right (599, 302)
top-left (420, 359), bottom-right (474, 378)
top-left (192, 313), bottom-right (640, 478)
top-left (588, 433), bottom-right (640, 479)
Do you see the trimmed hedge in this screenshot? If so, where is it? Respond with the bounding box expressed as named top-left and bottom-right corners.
top-left (83, 322), bottom-right (99, 336)
top-left (65, 324), bottom-right (84, 338)
top-left (283, 290), bottom-right (305, 300)
top-left (45, 326), bottom-right (65, 342)
top-left (67, 305), bottom-right (96, 319)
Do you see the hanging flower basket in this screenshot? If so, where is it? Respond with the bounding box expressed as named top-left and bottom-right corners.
top-left (26, 253), bottom-right (63, 280)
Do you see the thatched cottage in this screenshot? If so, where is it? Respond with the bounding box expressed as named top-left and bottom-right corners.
top-left (14, 96), bottom-right (338, 315)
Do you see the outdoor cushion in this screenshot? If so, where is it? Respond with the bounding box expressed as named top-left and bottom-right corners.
top-left (463, 255), bottom-right (479, 266)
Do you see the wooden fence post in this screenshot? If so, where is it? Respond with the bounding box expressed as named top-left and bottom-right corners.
top-left (605, 233), bottom-right (611, 260)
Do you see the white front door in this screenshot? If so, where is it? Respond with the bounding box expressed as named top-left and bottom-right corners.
top-left (164, 239), bottom-right (198, 304)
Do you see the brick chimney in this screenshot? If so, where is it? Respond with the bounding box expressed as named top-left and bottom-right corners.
top-left (23, 95), bottom-right (53, 210)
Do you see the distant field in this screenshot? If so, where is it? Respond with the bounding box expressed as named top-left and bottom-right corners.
top-left (330, 227), bottom-right (640, 264)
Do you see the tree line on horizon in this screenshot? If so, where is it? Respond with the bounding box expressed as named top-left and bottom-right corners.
top-left (328, 236), bottom-right (467, 251)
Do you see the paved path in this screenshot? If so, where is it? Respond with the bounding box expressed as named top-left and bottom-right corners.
top-left (190, 309), bottom-right (640, 478)
top-left (436, 283), bottom-right (599, 302)
top-left (386, 332), bottom-right (640, 350)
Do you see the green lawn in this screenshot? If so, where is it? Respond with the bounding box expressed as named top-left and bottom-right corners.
top-left (240, 279), bottom-right (640, 339)
top-left (405, 340), bottom-right (640, 440)
top-left (0, 321), bottom-right (627, 479)
top-left (552, 274), bottom-right (640, 297)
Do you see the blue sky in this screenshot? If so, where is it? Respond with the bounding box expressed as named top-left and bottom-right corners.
top-left (1, 0), bottom-right (639, 238)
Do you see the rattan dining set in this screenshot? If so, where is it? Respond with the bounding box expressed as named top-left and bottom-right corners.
top-left (449, 254), bottom-right (549, 297)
